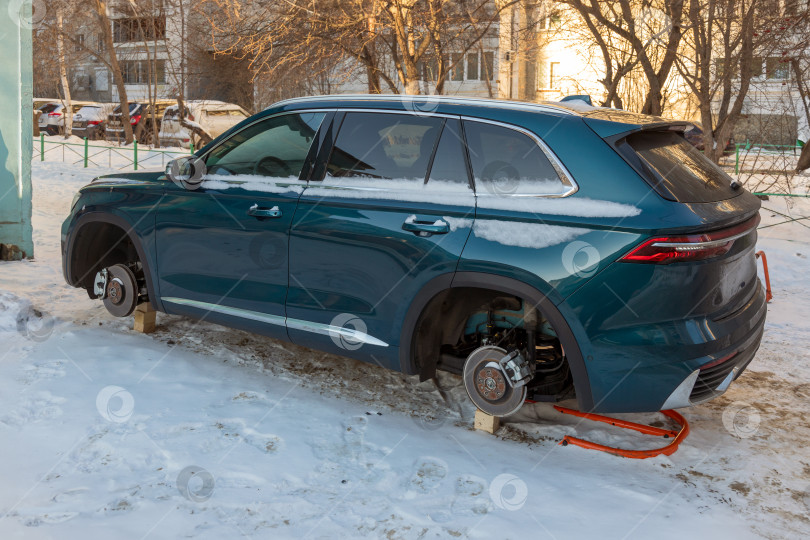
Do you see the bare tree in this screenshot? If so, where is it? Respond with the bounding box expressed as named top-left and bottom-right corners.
top-left (204, 0), bottom-right (513, 96)
top-left (94, 0), bottom-right (135, 143)
top-left (56, 5), bottom-right (74, 137)
top-left (563, 0), bottom-right (685, 115)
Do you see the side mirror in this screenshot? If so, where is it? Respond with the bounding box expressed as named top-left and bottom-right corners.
top-left (166, 156), bottom-right (207, 190)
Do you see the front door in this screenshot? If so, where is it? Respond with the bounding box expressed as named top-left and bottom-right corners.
top-left (155, 112), bottom-right (327, 339)
top-left (287, 112), bottom-right (476, 368)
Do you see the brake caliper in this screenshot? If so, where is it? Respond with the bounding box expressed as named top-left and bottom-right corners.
top-left (93, 268), bottom-right (109, 299)
top-left (498, 350), bottom-right (532, 388)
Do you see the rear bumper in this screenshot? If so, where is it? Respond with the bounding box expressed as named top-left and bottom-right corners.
top-left (563, 275), bottom-right (767, 413)
top-left (661, 301), bottom-right (765, 409)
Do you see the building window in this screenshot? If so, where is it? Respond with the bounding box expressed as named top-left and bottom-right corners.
top-left (121, 60), bottom-right (167, 85)
top-left (113, 17), bottom-right (167, 43)
top-left (482, 52), bottom-right (495, 81)
top-left (467, 53), bottom-right (479, 80)
top-left (549, 61), bottom-right (561, 88)
top-left (766, 57), bottom-right (790, 80)
top-left (419, 51), bottom-right (494, 82)
top-left (97, 33), bottom-right (105, 53)
top-left (75, 34), bottom-right (84, 52)
top-left (752, 56), bottom-right (763, 78)
top-left (451, 52), bottom-right (464, 81)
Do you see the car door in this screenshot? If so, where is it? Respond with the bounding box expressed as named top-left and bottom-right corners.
top-left (287, 111), bottom-right (476, 368)
top-left (155, 111), bottom-right (328, 339)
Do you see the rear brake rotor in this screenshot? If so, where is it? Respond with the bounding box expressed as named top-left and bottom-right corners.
top-left (463, 346), bottom-right (527, 417)
top-left (102, 264), bottom-right (139, 317)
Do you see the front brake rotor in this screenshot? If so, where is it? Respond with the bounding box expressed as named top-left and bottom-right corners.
top-left (102, 264), bottom-right (139, 317)
top-left (463, 346), bottom-right (527, 417)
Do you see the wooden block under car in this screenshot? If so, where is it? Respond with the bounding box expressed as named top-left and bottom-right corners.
top-left (474, 409), bottom-right (500, 434)
top-left (133, 302), bottom-right (156, 334)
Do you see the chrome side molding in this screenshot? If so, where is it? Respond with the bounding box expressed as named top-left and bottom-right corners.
top-left (162, 297), bottom-right (389, 347)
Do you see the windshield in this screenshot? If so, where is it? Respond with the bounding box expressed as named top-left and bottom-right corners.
top-left (624, 131), bottom-right (738, 203)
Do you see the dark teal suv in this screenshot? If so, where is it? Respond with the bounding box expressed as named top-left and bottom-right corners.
top-left (61, 95), bottom-right (766, 417)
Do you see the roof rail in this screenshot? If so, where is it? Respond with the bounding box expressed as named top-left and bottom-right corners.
top-left (268, 94), bottom-right (577, 116)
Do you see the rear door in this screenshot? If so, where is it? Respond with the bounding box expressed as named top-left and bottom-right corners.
top-left (287, 111), bottom-right (475, 367)
top-left (155, 111), bottom-right (327, 339)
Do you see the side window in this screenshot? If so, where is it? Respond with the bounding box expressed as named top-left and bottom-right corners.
top-left (463, 120), bottom-right (569, 196)
top-left (326, 112), bottom-right (443, 182)
top-left (205, 112), bottom-right (325, 178)
top-left (428, 118), bottom-right (470, 185)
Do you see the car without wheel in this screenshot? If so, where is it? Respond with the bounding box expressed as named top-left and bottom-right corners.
top-left (61, 95), bottom-right (766, 417)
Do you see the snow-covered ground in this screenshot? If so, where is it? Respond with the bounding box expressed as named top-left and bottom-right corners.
top-left (1, 161), bottom-right (809, 539)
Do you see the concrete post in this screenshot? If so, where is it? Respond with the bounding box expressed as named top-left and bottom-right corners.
top-left (0, 2), bottom-right (34, 260)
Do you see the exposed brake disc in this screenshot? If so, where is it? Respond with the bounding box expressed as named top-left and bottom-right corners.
top-left (463, 346), bottom-right (528, 417)
top-left (101, 264), bottom-right (139, 317)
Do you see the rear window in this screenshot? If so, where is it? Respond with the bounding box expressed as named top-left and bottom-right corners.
top-left (112, 103), bottom-right (140, 114)
top-left (624, 131), bottom-right (737, 203)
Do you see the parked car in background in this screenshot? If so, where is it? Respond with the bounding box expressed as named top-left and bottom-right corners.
top-left (684, 122), bottom-right (736, 155)
top-left (106, 99), bottom-right (176, 146)
top-left (159, 101), bottom-right (249, 149)
top-left (37, 101), bottom-right (96, 136)
top-left (73, 103), bottom-right (115, 140)
top-left (34, 97), bottom-right (59, 110)
top-left (62, 95), bottom-right (765, 417)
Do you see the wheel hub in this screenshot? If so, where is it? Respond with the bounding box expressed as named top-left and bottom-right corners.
top-left (107, 279), bottom-right (124, 305)
top-left (476, 366), bottom-right (507, 401)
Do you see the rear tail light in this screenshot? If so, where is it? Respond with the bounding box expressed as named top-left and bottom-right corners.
top-left (130, 114), bottom-right (142, 125)
top-left (48, 112), bottom-right (61, 117)
top-left (88, 120), bottom-right (102, 126)
top-left (620, 214), bottom-right (760, 264)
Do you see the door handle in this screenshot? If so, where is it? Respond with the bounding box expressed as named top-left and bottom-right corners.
top-left (402, 217), bottom-right (450, 235)
top-left (248, 205), bottom-right (282, 218)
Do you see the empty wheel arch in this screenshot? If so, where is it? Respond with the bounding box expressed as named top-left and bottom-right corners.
top-left (64, 213), bottom-right (161, 311)
top-left (399, 272), bottom-right (595, 412)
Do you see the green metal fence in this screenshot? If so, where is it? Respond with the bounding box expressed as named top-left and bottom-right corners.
top-left (732, 142), bottom-right (803, 175)
top-left (33, 134), bottom-right (194, 171)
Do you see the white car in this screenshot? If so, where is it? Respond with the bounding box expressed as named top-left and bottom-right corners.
top-left (158, 101), bottom-right (249, 149)
top-left (38, 100), bottom-right (97, 136)
top-left (72, 104), bottom-right (115, 140)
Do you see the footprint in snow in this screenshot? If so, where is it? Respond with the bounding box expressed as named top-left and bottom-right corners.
top-left (408, 456), bottom-right (449, 494)
top-left (20, 512), bottom-right (79, 527)
top-left (18, 360), bottom-right (67, 385)
top-left (450, 475), bottom-right (491, 517)
top-left (0, 391), bottom-right (65, 427)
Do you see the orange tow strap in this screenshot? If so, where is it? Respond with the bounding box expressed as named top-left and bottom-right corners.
top-left (755, 251), bottom-right (773, 303)
top-left (553, 406), bottom-right (690, 459)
